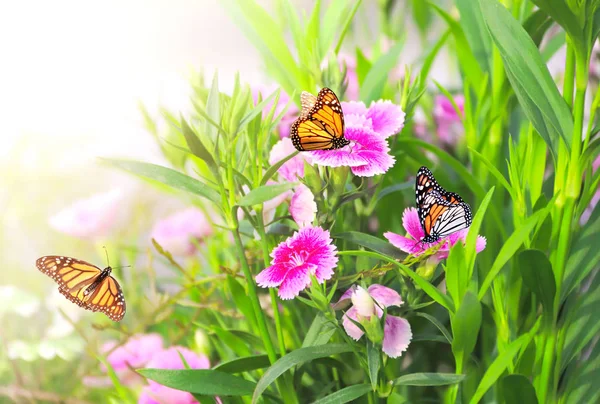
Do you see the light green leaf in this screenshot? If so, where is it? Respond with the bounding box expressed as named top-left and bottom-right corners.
top-left (139, 369), bottom-right (256, 396)
top-left (393, 372), bottom-right (466, 386)
top-left (360, 40), bottom-right (404, 103)
top-left (312, 384), bottom-right (372, 404)
top-left (238, 183), bottom-right (297, 206)
top-left (451, 292), bottom-right (482, 366)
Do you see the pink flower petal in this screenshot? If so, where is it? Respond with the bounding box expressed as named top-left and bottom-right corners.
top-left (332, 286), bottom-right (356, 310)
top-left (290, 185), bottom-right (317, 228)
top-left (269, 138), bottom-right (311, 182)
top-left (255, 264), bottom-right (288, 288)
top-left (151, 208), bottom-right (213, 256)
top-left (345, 114), bottom-right (372, 128)
top-left (342, 307), bottom-right (365, 340)
top-left (342, 101), bottom-right (368, 116)
top-left (382, 316), bottom-right (412, 358)
top-left (366, 100), bottom-right (406, 138)
top-left (278, 263), bottom-right (316, 300)
top-left (402, 208), bottom-right (424, 240)
top-left (383, 232), bottom-right (423, 255)
top-left (367, 284), bottom-right (403, 310)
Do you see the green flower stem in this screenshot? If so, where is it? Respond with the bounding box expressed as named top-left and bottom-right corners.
top-left (231, 227), bottom-right (297, 403)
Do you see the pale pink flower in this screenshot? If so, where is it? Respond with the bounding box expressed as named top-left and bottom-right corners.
top-left (334, 284), bottom-right (412, 358)
top-left (151, 208), bottom-right (213, 256)
top-left (49, 189), bottom-right (123, 239)
top-left (84, 333), bottom-right (164, 387)
top-left (138, 347), bottom-right (211, 404)
top-left (290, 185), bottom-right (317, 228)
top-left (433, 95), bottom-right (464, 145)
top-left (269, 137), bottom-right (312, 182)
top-left (383, 207), bottom-right (486, 259)
top-left (309, 100), bottom-right (404, 177)
top-left (256, 226), bottom-right (338, 299)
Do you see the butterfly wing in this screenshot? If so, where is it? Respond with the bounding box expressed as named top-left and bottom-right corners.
top-left (83, 276), bottom-right (126, 322)
top-left (36, 256), bottom-right (126, 322)
top-left (415, 166), bottom-right (472, 243)
top-left (290, 87), bottom-right (349, 151)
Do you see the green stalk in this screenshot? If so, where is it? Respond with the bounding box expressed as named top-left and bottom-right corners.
top-left (231, 228), bottom-right (297, 403)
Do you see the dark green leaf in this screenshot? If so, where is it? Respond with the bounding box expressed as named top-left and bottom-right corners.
top-left (213, 355), bottom-right (271, 373)
top-left (252, 344), bottom-right (353, 403)
top-left (480, 0), bottom-right (574, 158)
top-left (311, 384), bottom-right (372, 404)
top-left (415, 312), bottom-right (453, 343)
top-left (101, 158), bottom-right (221, 204)
top-left (238, 183), bottom-right (297, 206)
top-left (500, 374), bottom-right (539, 404)
top-left (518, 249), bottom-right (555, 323)
top-left (393, 372), bottom-right (466, 386)
top-left (367, 341), bottom-right (380, 391)
top-left (138, 369), bottom-right (256, 396)
top-left (451, 292), bottom-right (482, 365)
top-left (302, 312), bottom-right (336, 347)
top-left (523, 9), bottom-right (552, 46)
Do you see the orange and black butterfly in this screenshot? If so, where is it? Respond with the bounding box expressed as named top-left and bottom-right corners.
top-left (36, 256), bottom-right (126, 322)
top-left (415, 166), bottom-right (472, 243)
top-left (290, 87), bottom-right (350, 151)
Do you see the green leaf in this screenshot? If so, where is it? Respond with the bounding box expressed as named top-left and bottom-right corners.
top-left (312, 384), bottom-right (372, 404)
top-left (302, 312), bottom-right (336, 347)
top-left (98, 356), bottom-right (136, 402)
top-left (399, 263), bottom-right (455, 314)
top-left (518, 249), bottom-right (555, 323)
top-left (213, 355), bottom-right (271, 373)
top-left (261, 151), bottom-right (300, 186)
top-left (464, 187), bottom-right (495, 277)
top-left (469, 323), bottom-right (539, 404)
top-left (180, 116), bottom-right (217, 170)
top-left (227, 276), bottom-right (257, 331)
top-left (252, 344), bottom-right (353, 403)
top-left (415, 312), bottom-right (453, 343)
top-left (500, 374), bottom-right (539, 404)
top-left (455, 0), bottom-right (492, 72)
top-left (479, 207), bottom-right (551, 299)
top-left (393, 372), bottom-right (466, 386)
top-left (360, 40), bottom-right (404, 104)
top-left (334, 231), bottom-right (404, 259)
top-left (529, 0), bottom-right (583, 46)
top-left (101, 158), bottom-right (221, 204)
top-left (479, 0), bottom-right (574, 158)
top-left (367, 341), bottom-right (380, 391)
top-left (523, 9), bottom-right (553, 47)
top-left (205, 72), bottom-right (221, 143)
top-left (238, 183), bottom-right (297, 206)
top-left (445, 242), bottom-right (467, 307)
top-left (138, 369), bottom-right (256, 396)
top-left (451, 291), bottom-right (482, 366)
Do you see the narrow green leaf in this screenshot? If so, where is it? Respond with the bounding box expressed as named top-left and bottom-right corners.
top-left (101, 158), bottom-right (221, 204)
top-left (98, 356), bottom-right (136, 402)
top-left (252, 344), bottom-right (353, 403)
top-left (465, 187), bottom-right (495, 277)
top-left (451, 292), bottom-right (482, 365)
top-left (139, 369), bottom-right (256, 396)
top-left (393, 372), bottom-right (466, 386)
top-left (415, 312), bottom-right (453, 343)
top-left (367, 341), bottom-right (380, 391)
top-left (261, 151), bottom-right (300, 186)
top-left (518, 249), bottom-right (555, 322)
top-left (237, 89), bottom-right (279, 134)
top-left (479, 207), bottom-right (550, 299)
top-left (469, 149), bottom-right (514, 198)
top-left (213, 355), bottom-right (271, 373)
top-left (227, 276), bottom-right (257, 331)
top-left (360, 40), bottom-right (404, 103)
top-left (312, 384), bottom-right (372, 404)
top-left (500, 374), bottom-right (539, 404)
top-left (180, 116), bottom-right (216, 169)
top-left (399, 263), bottom-right (455, 313)
top-left (238, 183), bottom-right (297, 206)
top-left (205, 72), bottom-right (221, 142)
top-left (445, 242), bottom-right (467, 307)
top-left (334, 231), bottom-right (404, 259)
top-left (480, 0), bottom-right (574, 157)
top-left (468, 323), bottom-right (539, 404)
top-left (302, 312), bottom-right (336, 347)
top-left (523, 9), bottom-right (553, 47)
top-left (455, 0), bottom-right (492, 71)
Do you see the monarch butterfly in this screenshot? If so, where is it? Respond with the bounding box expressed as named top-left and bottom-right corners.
top-left (415, 166), bottom-right (472, 243)
top-left (36, 256), bottom-right (126, 322)
top-left (290, 87), bottom-right (350, 151)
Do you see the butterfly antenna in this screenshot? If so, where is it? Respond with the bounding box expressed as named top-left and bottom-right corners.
top-left (103, 246), bottom-right (110, 266)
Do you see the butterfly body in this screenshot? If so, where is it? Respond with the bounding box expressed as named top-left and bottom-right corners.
top-left (36, 255), bottom-right (126, 322)
top-left (290, 87), bottom-right (350, 151)
top-left (415, 166), bottom-right (472, 244)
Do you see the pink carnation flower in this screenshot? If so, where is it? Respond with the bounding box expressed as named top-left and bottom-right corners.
top-left (334, 284), bottom-right (412, 358)
top-left (151, 208), bottom-right (213, 256)
top-left (269, 137), bottom-right (312, 182)
top-left (139, 346), bottom-right (211, 404)
top-left (290, 185), bottom-right (317, 229)
top-left (256, 226), bottom-right (338, 299)
top-left (383, 207), bottom-right (486, 259)
top-left (433, 95), bottom-right (464, 145)
top-left (309, 100), bottom-right (404, 177)
top-left (49, 189), bottom-right (123, 239)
